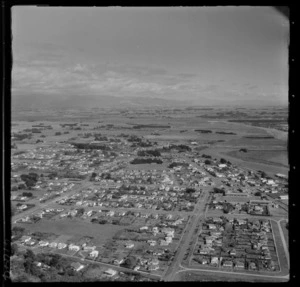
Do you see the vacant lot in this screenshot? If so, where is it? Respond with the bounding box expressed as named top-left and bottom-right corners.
top-left (16, 218), bottom-right (124, 246)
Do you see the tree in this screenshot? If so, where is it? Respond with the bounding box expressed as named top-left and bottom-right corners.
top-left (204, 159), bottom-right (212, 165)
top-left (50, 254), bottom-right (61, 267)
top-left (220, 158), bottom-right (227, 164)
top-left (254, 191), bottom-right (261, 197)
top-left (18, 183), bottom-right (26, 190)
top-left (76, 208), bottom-right (85, 216)
top-left (11, 243), bottom-right (18, 256)
top-left (121, 257), bottom-right (137, 269)
top-left (24, 249), bottom-right (35, 261)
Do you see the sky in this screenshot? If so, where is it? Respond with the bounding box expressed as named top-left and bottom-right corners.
top-left (12, 6), bottom-right (289, 106)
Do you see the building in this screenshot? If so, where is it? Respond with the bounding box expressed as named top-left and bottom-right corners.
top-left (71, 262), bottom-right (85, 272)
top-left (104, 269), bottom-right (117, 277)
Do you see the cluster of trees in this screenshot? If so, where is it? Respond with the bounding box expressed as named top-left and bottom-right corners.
top-left (48, 172), bottom-right (58, 179)
top-left (94, 134), bottom-right (108, 141)
top-left (216, 131), bottom-right (236, 135)
top-left (137, 149), bottom-right (161, 157)
top-left (121, 256), bottom-right (137, 269)
top-left (161, 144), bottom-right (191, 153)
top-left (130, 158), bottom-right (163, 164)
top-left (71, 143), bottom-right (111, 151)
top-left (76, 208), bottom-right (85, 217)
top-left (12, 226), bottom-right (25, 240)
top-left (239, 148), bottom-right (248, 153)
top-left (15, 249), bottom-right (79, 281)
top-left (127, 135), bottom-right (143, 143)
top-left (13, 133), bottom-right (32, 141)
top-left (55, 132), bottom-right (62, 136)
top-left (168, 162), bottom-right (189, 168)
top-left (100, 172), bottom-right (112, 179)
top-left (195, 129), bottom-right (212, 133)
top-left (91, 218), bottom-right (108, 225)
top-left (132, 124), bottom-right (170, 129)
top-left (223, 202), bottom-right (235, 214)
top-left (202, 154), bottom-right (212, 159)
top-left (185, 187), bottom-right (196, 194)
top-left (220, 158), bottom-right (231, 165)
top-left (213, 187), bottom-right (225, 196)
top-left (20, 173), bottom-right (39, 189)
top-left (133, 141), bottom-right (154, 148)
top-left (24, 128), bottom-right (42, 134)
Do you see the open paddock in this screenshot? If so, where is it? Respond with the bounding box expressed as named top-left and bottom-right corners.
top-left (15, 217), bottom-right (125, 246)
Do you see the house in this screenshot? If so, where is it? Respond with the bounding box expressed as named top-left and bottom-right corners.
top-left (208, 224), bottom-right (217, 230)
top-left (104, 268), bottom-right (117, 277)
top-left (148, 240), bottom-right (157, 246)
top-left (211, 257), bottom-right (219, 266)
top-left (202, 258), bottom-right (208, 265)
top-left (89, 250), bottom-right (99, 258)
top-left (69, 244), bottom-right (80, 251)
top-left (21, 236), bottom-right (31, 243)
top-left (26, 240), bottom-right (36, 246)
top-left (125, 242), bottom-right (134, 249)
top-left (149, 258), bottom-right (159, 266)
top-left (249, 262), bottom-right (257, 270)
top-left (49, 242), bottom-right (58, 248)
top-left (83, 245), bottom-right (96, 251)
top-left (148, 265), bottom-right (159, 271)
top-left (235, 261), bottom-right (245, 269)
top-left (71, 262), bottom-right (85, 272)
top-left (35, 262), bottom-right (50, 270)
top-left (57, 243), bottom-right (67, 249)
top-left (38, 241), bottom-right (49, 247)
top-left (160, 240), bottom-right (169, 246)
top-left (114, 258), bottom-right (124, 265)
top-left (223, 260), bottom-right (233, 268)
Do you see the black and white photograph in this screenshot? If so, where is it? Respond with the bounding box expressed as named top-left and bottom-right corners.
top-left (9, 6), bottom-right (290, 282)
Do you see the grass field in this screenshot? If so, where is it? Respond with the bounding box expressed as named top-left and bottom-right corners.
top-left (280, 220), bottom-right (289, 251)
top-left (16, 217), bottom-right (124, 246)
top-left (224, 150), bottom-right (288, 168)
top-left (270, 220), bottom-right (289, 275)
top-left (178, 271), bottom-right (288, 282)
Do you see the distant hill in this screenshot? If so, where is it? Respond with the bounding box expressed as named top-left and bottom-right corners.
top-left (11, 94), bottom-right (188, 110)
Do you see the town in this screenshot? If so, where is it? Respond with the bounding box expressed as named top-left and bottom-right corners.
top-left (10, 108), bottom-right (289, 282)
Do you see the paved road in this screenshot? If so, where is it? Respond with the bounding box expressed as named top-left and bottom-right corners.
top-left (15, 242), bottom-right (161, 280)
top-left (173, 265), bottom-right (289, 281)
top-left (12, 181), bottom-right (94, 222)
top-left (163, 189), bottom-right (210, 281)
top-left (277, 219), bottom-right (289, 269)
